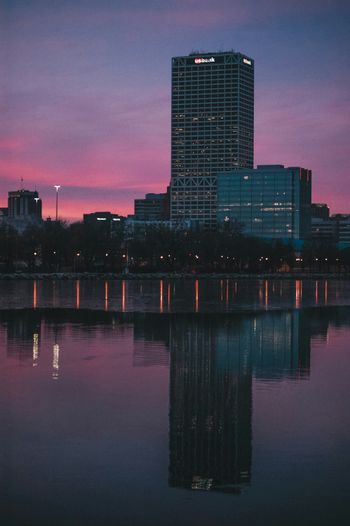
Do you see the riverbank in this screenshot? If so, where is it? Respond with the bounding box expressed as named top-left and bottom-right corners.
top-left (0, 271), bottom-right (349, 280)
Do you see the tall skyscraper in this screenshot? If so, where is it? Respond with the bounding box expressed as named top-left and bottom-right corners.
top-left (170, 51), bottom-right (254, 228)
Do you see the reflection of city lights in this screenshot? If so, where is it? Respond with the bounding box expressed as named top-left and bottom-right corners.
top-left (52, 343), bottom-right (60, 380)
top-left (295, 280), bottom-right (302, 309)
top-left (160, 280), bottom-right (164, 313)
top-left (195, 280), bottom-right (199, 312)
top-left (122, 280), bottom-right (126, 312)
top-left (105, 281), bottom-right (109, 311)
top-left (324, 280), bottom-right (328, 305)
top-left (33, 281), bottom-right (37, 309)
top-left (76, 280), bottom-right (80, 309)
top-left (33, 333), bottom-right (39, 366)
top-left (167, 283), bottom-right (171, 311)
top-left (265, 280), bottom-right (269, 308)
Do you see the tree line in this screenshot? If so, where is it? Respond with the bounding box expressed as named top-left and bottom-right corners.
top-left (0, 221), bottom-right (349, 273)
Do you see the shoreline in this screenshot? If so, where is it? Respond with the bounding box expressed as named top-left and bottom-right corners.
top-left (0, 271), bottom-right (349, 281)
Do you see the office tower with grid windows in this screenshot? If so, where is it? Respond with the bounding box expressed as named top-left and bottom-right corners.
top-left (170, 51), bottom-right (254, 228)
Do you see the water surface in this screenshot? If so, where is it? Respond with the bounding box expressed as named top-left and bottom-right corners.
top-left (1, 280), bottom-right (349, 525)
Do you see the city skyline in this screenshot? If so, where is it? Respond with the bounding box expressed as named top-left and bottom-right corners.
top-left (1, 0), bottom-right (349, 220)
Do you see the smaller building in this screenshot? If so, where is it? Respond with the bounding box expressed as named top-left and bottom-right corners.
top-left (83, 212), bottom-right (124, 238)
top-left (4, 189), bottom-right (42, 232)
top-left (311, 217), bottom-right (337, 242)
top-left (333, 214), bottom-right (350, 244)
top-left (217, 165), bottom-right (312, 240)
top-left (8, 189), bottom-right (42, 219)
top-left (134, 188), bottom-right (170, 221)
top-left (311, 211), bottom-right (350, 246)
top-left (0, 207), bottom-right (8, 223)
top-left (311, 203), bottom-right (330, 221)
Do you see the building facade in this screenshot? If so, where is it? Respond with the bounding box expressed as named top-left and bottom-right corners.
top-left (3, 189), bottom-right (42, 232)
top-left (8, 189), bottom-right (42, 220)
top-left (170, 51), bottom-right (254, 228)
top-left (83, 212), bottom-right (124, 238)
top-left (134, 190), bottom-right (169, 221)
top-left (217, 165), bottom-right (312, 240)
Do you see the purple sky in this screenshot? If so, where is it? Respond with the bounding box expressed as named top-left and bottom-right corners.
top-left (1, 0), bottom-right (349, 220)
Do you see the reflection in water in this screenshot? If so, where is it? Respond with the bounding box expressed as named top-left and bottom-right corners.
top-left (167, 283), bottom-right (171, 312)
top-left (52, 343), bottom-right (60, 380)
top-left (168, 310), bottom-right (311, 493)
top-left (1, 306), bottom-right (350, 500)
top-left (76, 280), bottom-right (80, 309)
top-left (1, 304), bottom-right (350, 526)
top-left (121, 280), bottom-right (126, 312)
top-left (169, 317), bottom-right (252, 493)
top-left (105, 281), bottom-right (109, 311)
top-left (32, 333), bottom-right (39, 367)
top-left (7, 277), bottom-right (349, 313)
top-left (295, 280), bottom-right (302, 308)
top-left (160, 280), bottom-right (164, 313)
top-left (33, 281), bottom-right (37, 309)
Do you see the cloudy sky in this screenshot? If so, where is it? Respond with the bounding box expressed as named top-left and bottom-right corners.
top-left (1, 0), bottom-right (349, 219)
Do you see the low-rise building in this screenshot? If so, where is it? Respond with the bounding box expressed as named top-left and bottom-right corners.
top-left (134, 188), bottom-right (170, 221)
top-left (83, 212), bottom-right (124, 238)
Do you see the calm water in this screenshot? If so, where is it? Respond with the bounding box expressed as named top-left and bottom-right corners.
top-left (1, 280), bottom-right (350, 525)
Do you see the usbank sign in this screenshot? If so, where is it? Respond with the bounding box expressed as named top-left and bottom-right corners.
top-left (194, 57), bottom-right (215, 64)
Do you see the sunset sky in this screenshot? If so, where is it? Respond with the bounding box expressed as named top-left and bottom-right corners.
top-left (1, 0), bottom-right (349, 220)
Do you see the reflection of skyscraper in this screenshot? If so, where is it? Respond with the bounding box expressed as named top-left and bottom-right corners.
top-left (169, 316), bottom-right (252, 493)
top-left (168, 310), bottom-right (311, 493)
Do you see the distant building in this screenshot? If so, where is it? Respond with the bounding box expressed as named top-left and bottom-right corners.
top-left (124, 218), bottom-right (192, 240)
top-left (83, 212), bottom-right (124, 238)
top-left (4, 189), bottom-right (42, 232)
top-left (8, 189), bottom-right (42, 219)
top-left (217, 165), bottom-right (312, 240)
top-left (170, 50), bottom-right (254, 228)
top-left (311, 216), bottom-right (337, 242)
top-left (311, 211), bottom-right (350, 245)
top-left (134, 188), bottom-right (170, 221)
top-left (332, 214), bottom-right (350, 244)
top-left (311, 203), bottom-right (330, 221)
top-left (0, 207), bottom-right (8, 222)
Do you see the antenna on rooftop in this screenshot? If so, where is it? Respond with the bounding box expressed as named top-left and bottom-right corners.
top-left (20, 177), bottom-right (24, 190)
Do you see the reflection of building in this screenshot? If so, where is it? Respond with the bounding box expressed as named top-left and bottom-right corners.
top-left (217, 165), bottom-right (312, 240)
top-left (4, 311), bottom-right (41, 362)
top-left (170, 51), bottom-right (254, 229)
top-left (168, 310), bottom-right (311, 493)
top-left (169, 316), bottom-right (252, 493)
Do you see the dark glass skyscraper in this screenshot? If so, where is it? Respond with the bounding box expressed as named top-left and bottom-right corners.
top-left (170, 51), bottom-right (254, 228)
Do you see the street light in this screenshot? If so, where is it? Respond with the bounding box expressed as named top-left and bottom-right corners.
top-left (54, 185), bottom-right (61, 221)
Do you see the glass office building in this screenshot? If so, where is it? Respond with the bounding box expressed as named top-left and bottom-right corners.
top-left (170, 51), bottom-right (254, 228)
top-left (217, 165), bottom-right (312, 239)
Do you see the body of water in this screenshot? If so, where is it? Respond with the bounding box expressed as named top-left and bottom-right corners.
top-left (1, 279), bottom-right (349, 525)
